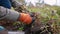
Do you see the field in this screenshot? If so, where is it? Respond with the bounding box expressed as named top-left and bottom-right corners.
top-left (27, 5), bottom-right (60, 34)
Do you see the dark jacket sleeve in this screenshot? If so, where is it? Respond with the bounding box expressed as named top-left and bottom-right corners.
top-left (0, 6), bottom-right (20, 21)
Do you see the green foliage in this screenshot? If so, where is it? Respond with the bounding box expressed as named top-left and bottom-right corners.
top-left (27, 6), bottom-right (60, 33)
top-left (19, 27), bottom-right (23, 31)
top-left (28, 5), bottom-right (60, 25)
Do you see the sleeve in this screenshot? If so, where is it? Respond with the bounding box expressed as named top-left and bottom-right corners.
top-left (0, 6), bottom-right (20, 21)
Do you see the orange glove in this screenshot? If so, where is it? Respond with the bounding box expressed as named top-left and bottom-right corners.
top-left (18, 13), bottom-right (32, 24)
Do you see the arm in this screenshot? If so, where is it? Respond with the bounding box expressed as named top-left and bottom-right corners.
top-left (0, 6), bottom-right (19, 21)
top-left (10, 0), bottom-right (23, 8)
top-left (10, 0), bottom-right (26, 12)
top-left (0, 6), bottom-right (32, 24)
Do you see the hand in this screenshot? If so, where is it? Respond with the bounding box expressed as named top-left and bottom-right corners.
top-left (18, 13), bottom-right (32, 24)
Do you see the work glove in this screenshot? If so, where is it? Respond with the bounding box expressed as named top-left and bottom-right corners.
top-left (18, 13), bottom-right (33, 25)
top-left (22, 13), bottom-right (36, 34)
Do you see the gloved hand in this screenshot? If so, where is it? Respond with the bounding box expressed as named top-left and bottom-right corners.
top-left (18, 13), bottom-right (32, 24)
top-left (22, 13), bottom-right (36, 34)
